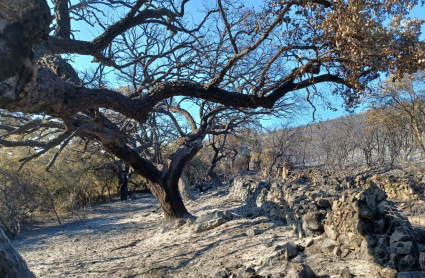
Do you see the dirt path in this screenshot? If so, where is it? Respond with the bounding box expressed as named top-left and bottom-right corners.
top-left (12, 189), bottom-right (390, 278)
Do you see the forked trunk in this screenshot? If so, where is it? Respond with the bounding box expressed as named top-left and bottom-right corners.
top-left (102, 138), bottom-right (202, 221)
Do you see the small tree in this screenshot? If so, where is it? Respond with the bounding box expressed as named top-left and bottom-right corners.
top-left (370, 72), bottom-right (425, 159)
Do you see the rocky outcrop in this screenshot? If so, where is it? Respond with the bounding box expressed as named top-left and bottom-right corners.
top-left (363, 174), bottom-right (419, 202)
top-left (229, 176), bottom-right (269, 205)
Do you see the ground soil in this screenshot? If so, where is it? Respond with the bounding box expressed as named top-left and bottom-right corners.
top-left (11, 183), bottom-right (411, 278)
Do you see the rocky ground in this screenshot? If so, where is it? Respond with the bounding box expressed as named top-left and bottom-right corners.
top-left (11, 166), bottom-right (425, 278)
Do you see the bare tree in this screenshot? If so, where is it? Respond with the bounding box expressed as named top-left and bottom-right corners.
top-left (370, 72), bottom-right (425, 160)
top-left (206, 134), bottom-right (227, 187)
top-left (261, 123), bottom-right (297, 176)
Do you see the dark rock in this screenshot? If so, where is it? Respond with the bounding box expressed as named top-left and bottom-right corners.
top-left (358, 203), bottom-right (374, 219)
top-left (215, 271), bottom-right (229, 278)
top-left (302, 213), bottom-right (325, 234)
top-left (397, 271), bottom-right (425, 278)
top-left (390, 241), bottom-right (413, 256)
top-left (282, 241), bottom-right (299, 259)
top-left (398, 254), bottom-right (417, 271)
top-left (390, 228), bottom-right (412, 244)
top-left (420, 253), bottom-right (425, 271)
top-left (357, 218), bottom-right (374, 236)
top-left (316, 198), bottom-right (332, 209)
top-left (245, 267), bottom-right (256, 274)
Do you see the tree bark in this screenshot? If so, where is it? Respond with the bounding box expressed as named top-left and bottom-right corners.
top-left (149, 179), bottom-right (191, 220)
top-left (178, 173), bottom-right (196, 203)
top-left (0, 228), bottom-right (35, 278)
top-left (119, 175), bottom-right (128, 201)
top-left (207, 168), bottom-right (222, 187)
top-left (117, 164), bottom-right (130, 201)
top-left (100, 134), bottom-right (202, 220)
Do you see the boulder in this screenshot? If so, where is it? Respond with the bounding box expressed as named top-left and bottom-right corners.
top-left (391, 228), bottom-right (412, 244)
top-left (193, 210), bottom-right (232, 233)
top-left (391, 241), bottom-right (413, 256)
top-left (321, 238), bottom-right (337, 253)
top-left (302, 213), bottom-right (325, 234)
top-left (276, 241), bottom-right (298, 260)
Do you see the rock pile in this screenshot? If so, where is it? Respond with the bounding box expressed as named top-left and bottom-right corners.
top-left (322, 184), bottom-right (420, 271)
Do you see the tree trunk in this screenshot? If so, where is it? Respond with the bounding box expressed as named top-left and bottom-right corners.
top-left (178, 173), bottom-right (195, 203)
top-left (207, 168), bottom-right (222, 187)
top-left (149, 179), bottom-right (191, 220)
top-left (117, 164), bottom-right (130, 201)
top-left (0, 228), bottom-right (35, 278)
top-left (120, 176), bottom-right (128, 201)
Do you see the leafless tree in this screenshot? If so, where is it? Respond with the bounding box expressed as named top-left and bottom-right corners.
top-left (261, 123), bottom-right (298, 176)
top-left (370, 72), bottom-right (425, 160)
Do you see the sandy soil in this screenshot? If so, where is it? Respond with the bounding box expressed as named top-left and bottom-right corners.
top-left (12, 186), bottom-right (395, 278)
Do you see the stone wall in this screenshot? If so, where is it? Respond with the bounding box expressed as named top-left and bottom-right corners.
top-left (361, 173), bottom-right (420, 202)
top-left (228, 175), bottom-right (336, 236)
top-left (228, 171), bottom-right (425, 272)
top-left (323, 184), bottom-right (420, 271)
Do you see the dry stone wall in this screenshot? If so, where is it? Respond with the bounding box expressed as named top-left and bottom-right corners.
top-left (228, 175), bottom-right (336, 237)
top-left (229, 169), bottom-right (425, 272)
top-left (323, 184), bottom-right (420, 271)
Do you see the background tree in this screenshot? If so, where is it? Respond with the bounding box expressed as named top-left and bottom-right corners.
top-left (370, 71), bottom-right (425, 159)
top-left (261, 123), bottom-right (298, 177)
